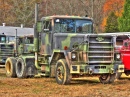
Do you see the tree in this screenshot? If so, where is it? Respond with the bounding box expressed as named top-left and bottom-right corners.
top-left (103, 0), bottom-right (124, 17)
top-left (105, 12), bottom-right (119, 33)
top-left (10, 0), bottom-right (37, 27)
top-left (0, 0), bottom-right (106, 30)
top-left (0, 0), bottom-right (12, 25)
top-left (101, 0), bottom-right (124, 32)
top-left (42, 0), bottom-right (106, 33)
top-left (118, 0), bottom-right (130, 32)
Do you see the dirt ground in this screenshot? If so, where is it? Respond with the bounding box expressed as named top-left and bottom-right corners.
top-left (0, 68), bottom-right (130, 97)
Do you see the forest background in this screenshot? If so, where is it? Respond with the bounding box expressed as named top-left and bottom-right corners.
top-left (0, 0), bottom-right (127, 33)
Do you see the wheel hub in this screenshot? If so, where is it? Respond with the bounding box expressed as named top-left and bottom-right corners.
top-left (101, 74), bottom-right (108, 80)
top-left (57, 66), bottom-right (64, 81)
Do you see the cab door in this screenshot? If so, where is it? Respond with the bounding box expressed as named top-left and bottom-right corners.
top-left (121, 40), bottom-right (130, 70)
top-left (39, 19), bottom-right (53, 55)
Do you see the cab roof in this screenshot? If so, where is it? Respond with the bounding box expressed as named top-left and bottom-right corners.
top-left (41, 15), bottom-right (92, 21)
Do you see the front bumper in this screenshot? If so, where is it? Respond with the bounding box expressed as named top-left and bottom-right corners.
top-left (70, 64), bottom-right (124, 74)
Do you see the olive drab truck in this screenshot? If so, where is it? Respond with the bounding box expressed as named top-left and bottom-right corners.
top-left (20, 15), bottom-right (124, 84)
top-left (0, 34), bottom-right (14, 65)
top-left (18, 35), bottom-right (34, 54)
top-left (5, 3), bottom-right (124, 85)
top-left (5, 35), bottom-right (34, 77)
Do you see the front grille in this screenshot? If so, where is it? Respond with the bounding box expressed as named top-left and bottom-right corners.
top-left (88, 35), bottom-right (114, 64)
top-left (0, 44), bottom-right (14, 63)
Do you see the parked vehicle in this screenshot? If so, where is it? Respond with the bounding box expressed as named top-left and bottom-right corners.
top-left (116, 38), bottom-right (130, 78)
top-left (0, 34), bottom-right (14, 65)
top-left (5, 35), bottom-right (34, 77)
top-left (5, 3), bottom-right (124, 85)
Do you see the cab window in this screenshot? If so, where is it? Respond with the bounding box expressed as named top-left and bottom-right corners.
top-left (0, 36), bottom-right (6, 43)
top-left (43, 20), bottom-right (52, 31)
top-left (54, 18), bottom-right (93, 33)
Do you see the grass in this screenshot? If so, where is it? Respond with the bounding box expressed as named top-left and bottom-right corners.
top-left (0, 68), bottom-right (130, 97)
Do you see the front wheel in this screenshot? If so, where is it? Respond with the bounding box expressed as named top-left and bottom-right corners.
top-left (55, 59), bottom-right (71, 85)
top-left (99, 74), bottom-right (116, 84)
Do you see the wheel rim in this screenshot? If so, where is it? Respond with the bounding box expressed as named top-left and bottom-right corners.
top-left (6, 61), bottom-right (11, 74)
top-left (57, 65), bottom-right (64, 81)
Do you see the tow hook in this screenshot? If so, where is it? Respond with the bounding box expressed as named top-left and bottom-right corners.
top-left (89, 68), bottom-right (93, 74)
top-left (110, 68), bottom-right (114, 74)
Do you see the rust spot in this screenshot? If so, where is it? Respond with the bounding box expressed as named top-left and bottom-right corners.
top-left (39, 45), bottom-right (46, 54)
top-left (41, 65), bottom-right (46, 72)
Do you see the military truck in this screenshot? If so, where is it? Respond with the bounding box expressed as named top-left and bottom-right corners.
top-left (5, 4), bottom-right (124, 85)
top-left (5, 35), bottom-right (34, 77)
top-left (17, 35), bottom-right (34, 54)
top-left (0, 34), bottom-right (14, 65)
top-left (5, 17), bottom-right (124, 84)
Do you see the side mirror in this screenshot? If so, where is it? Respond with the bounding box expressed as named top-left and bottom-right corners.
top-left (124, 42), bottom-right (128, 47)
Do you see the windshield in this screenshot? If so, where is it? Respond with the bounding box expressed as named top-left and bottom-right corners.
top-left (54, 18), bottom-right (93, 33)
top-left (25, 37), bottom-right (33, 44)
top-left (7, 36), bottom-right (15, 43)
top-left (0, 36), bottom-right (6, 43)
top-left (19, 37), bottom-right (33, 44)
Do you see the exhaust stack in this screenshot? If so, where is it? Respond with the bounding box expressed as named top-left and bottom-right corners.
top-left (34, 3), bottom-right (39, 52)
top-left (34, 3), bottom-right (40, 70)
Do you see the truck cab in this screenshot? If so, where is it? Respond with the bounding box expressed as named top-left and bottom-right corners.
top-left (0, 34), bottom-right (14, 64)
top-left (5, 35), bottom-right (34, 77)
top-left (5, 15), bottom-right (124, 85)
top-left (18, 35), bottom-right (34, 55)
top-left (34, 15), bottom-right (123, 84)
top-left (120, 39), bottom-right (130, 76)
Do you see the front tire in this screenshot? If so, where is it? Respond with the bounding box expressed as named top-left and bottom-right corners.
top-left (99, 73), bottom-right (116, 84)
top-left (5, 57), bottom-right (17, 78)
top-left (55, 59), bottom-right (70, 85)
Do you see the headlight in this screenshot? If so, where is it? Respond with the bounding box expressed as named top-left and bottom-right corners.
top-left (72, 53), bottom-right (76, 59)
top-left (71, 52), bottom-right (78, 61)
top-left (116, 54), bottom-right (120, 59)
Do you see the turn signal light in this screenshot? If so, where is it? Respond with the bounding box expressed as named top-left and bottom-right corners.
top-left (64, 46), bottom-right (68, 50)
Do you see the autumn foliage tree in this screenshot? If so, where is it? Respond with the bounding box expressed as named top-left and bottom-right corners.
top-left (0, 0), bottom-right (105, 30)
top-left (103, 0), bottom-right (124, 16)
top-left (101, 0), bottom-right (125, 32)
top-left (118, 0), bottom-right (130, 32)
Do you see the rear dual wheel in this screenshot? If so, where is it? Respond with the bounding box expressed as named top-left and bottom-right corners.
top-left (16, 58), bottom-right (35, 78)
top-left (5, 57), bottom-right (17, 78)
top-left (16, 58), bottom-right (26, 78)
